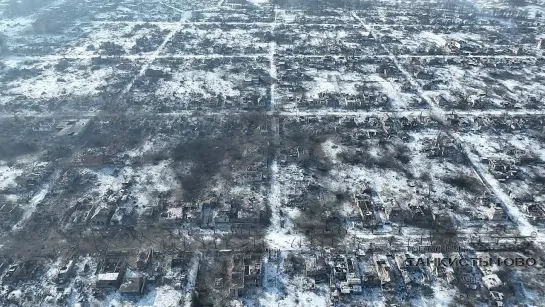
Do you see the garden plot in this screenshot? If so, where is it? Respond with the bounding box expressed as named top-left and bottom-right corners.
top-left (8, 33), bottom-right (88, 57)
top-left (374, 24), bottom-right (541, 59)
top-left (0, 16), bottom-right (70, 57)
top-left (275, 117), bottom-right (510, 237)
top-left (276, 9), bottom-right (353, 24)
top-left (266, 162), bottom-right (327, 249)
top-left (0, 157), bottom-right (55, 231)
top-left (127, 57), bottom-right (271, 112)
top-left (377, 26), bottom-right (485, 54)
top-left (0, 16), bottom-right (35, 39)
top-left (0, 160), bottom-right (52, 197)
top-left (187, 6), bottom-right (274, 23)
top-left (275, 24), bottom-right (382, 56)
top-left (275, 57), bottom-right (423, 111)
top-left (79, 162), bottom-right (180, 218)
top-left (250, 251), bottom-right (330, 307)
top-left (376, 24), bottom-right (542, 56)
top-left (126, 117), bottom-right (269, 203)
top-left (404, 57), bottom-right (545, 110)
top-left (471, 0), bottom-right (545, 18)
top-left (0, 0), bottom-right (8, 12)
top-left (89, 0), bottom-right (187, 22)
top-left (352, 7), bottom-right (435, 26)
top-left (62, 115), bottom-right (271, 223)
top-left (61, 22), bottom-right (177, 57)
top-left (0, 58), bottom-right (142, 112)
top-left (163, 24), bottom-right (271, 56)
top-left (0, 117), bottom-right (86, 164)
top-left (330, 131), bottom-right (492, 227)
top-left (460, 130), bottom-right (545, 224)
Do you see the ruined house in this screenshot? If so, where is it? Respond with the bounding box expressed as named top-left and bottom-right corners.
top-left (373, 254), bottom-right (394, 291)
top-left (229, 254), bottom-right (245, 298)
top-left (214, 210), bottom-right (231, 228)
top-left (360, 256), bottom-right (381, 288)
top-left (2, 260), bottom-right (38, 283)
top-left (328, 254), bottom-right (362, 295)
top-left (522, 202), bottom-right (545, 224)
top-left (159, 207), bottom-right (184, 225)
top-left (394, 253), bottom-right (427, 286)
top-left (482, 274), bottom-right (503, 290)
top-left (110, 207), bottom-right (134, 226)
top-left (201, 203), bottom-right (215, 228)
top-left (408, 204), bottom-right (435, 227)
top-left (119, 276), bottom-right (146, 295)
top-left (55, 119), bottom-right (90, 136)
top-left (385, 199), bottom-right (405, 224)
top-left (243, 255), bottom-right (262, 289)
top-left (486, 159), bottom-right (519, 182)
top-left (55, 260), bottom-right (76, 284)
top-left (136, 250), bottom-right (152, 270)
top-left (354, 194), bottom-right (374, 224)
top-left (95, 254), bottom-right (126, 288)
top-left (89, 206), bottom-right (114, 227)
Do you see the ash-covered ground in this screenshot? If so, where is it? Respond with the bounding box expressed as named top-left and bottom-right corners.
top-left (1, 0), bottom-right (545, 306)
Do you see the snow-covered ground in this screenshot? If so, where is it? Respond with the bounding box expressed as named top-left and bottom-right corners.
top-left (63, 22), bottom-right (178, 57)
top-left (85, 161), bottom-right (181, 216)
top-left (0, 164), bottom-right (23, 190)
top-left (266, 162), bottom-right (308, 250)
top-left (1, 59), bottom-right (115, 102)
top-left (253, 252), bottom-right (330, 307)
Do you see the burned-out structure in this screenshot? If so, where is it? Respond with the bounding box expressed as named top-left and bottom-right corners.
top-left (95, 253), bottom-right (126, 289)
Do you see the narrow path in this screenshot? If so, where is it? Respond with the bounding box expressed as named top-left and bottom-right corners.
top-left (182, 251), bottom-right (201, 307)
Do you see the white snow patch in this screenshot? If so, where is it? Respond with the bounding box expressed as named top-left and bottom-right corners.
top-left (259, 253), bottom-right (329, 307)
top-left (12, 181), bottom-right (50, 230)
top-left (0, 17), bottom-right (34, 37)
top-left (321, 139), bottom-right (342, 164)
top-left (157, 70), bottom-right (240, 99)
top-left (247, 0), bottom-right (269, 5)
top-left (107, 285), bottom-right (182, 307)
top-left (3, 60), bottom-right (115, 102)
top-left (266, 162), bottom-right (306, 249)
top-left (0, 165), bottom-right (23, 190)
top-left (417, 31), bottom-right (447, 47)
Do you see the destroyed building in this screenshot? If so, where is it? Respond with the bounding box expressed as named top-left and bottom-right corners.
top-left (119, 276), bottom-right (146, 295)
top-left (95, 254), bottom-right (126, 288)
